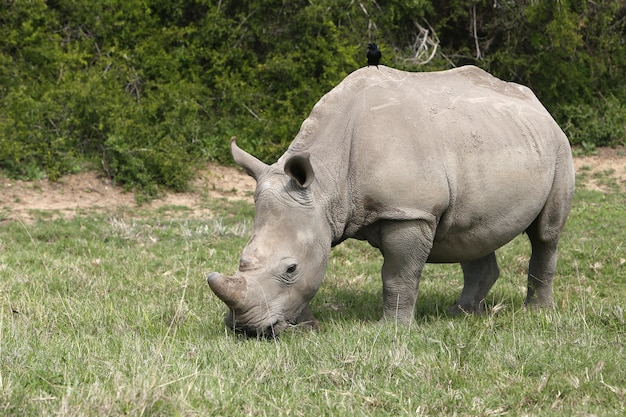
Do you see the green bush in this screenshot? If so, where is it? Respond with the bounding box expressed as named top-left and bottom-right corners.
top-left (560, 96), bottom-right (626, 149)
top-left (1, 0), bottom-right (624, 190)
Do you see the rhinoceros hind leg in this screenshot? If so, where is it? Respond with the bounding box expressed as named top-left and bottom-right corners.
top-left (524, 234), bottom-right (558, 309)
top-left (523, 172), bottom-right (573, 308)
top-left (448, 252), bottom-right (500, 316)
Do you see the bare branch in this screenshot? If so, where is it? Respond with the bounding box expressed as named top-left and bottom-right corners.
top-left (240, 102), bottom-right (263, 121)
top-left (472, 3), bottom-right (482, 60)
top-left (402, 20), bottom-right (440, 66)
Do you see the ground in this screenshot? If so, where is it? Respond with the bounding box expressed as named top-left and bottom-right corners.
top-left (0, 163), bottom-right (256, 223)
top-left (1, 147), bottom-right (625, 222)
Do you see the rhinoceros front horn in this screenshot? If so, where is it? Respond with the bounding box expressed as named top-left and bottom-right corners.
top-left (207, 272), bottom-right (247, 308)
top-left (230, 137), bottom-right (268, 180)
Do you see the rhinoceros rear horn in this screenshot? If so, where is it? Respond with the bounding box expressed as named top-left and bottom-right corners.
top-left (207, 272), bottom-right (247, 308)
top-left (284, 153), bottom-right (315, 188)
top-left (230, 137), bottom-right (268, 180)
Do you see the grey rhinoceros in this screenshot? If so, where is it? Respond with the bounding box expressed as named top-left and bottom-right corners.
top-left (207, 65), bottom-right (575, 337)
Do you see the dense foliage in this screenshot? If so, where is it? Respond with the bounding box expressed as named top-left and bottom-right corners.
top-left (1, 0), bottom-right (624, 190)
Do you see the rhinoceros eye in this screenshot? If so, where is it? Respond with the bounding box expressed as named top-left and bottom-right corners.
top-left (279, 261), bottom-right (298, 284)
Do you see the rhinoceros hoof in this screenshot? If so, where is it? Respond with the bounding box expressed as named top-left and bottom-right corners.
top-left (524, 299), bottom-right (556, 310)
top-left (447, 302), bottom-right (486, 316)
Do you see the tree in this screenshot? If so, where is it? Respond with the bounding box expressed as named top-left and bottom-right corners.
top-left (1, 0), bottom-right (623, 190)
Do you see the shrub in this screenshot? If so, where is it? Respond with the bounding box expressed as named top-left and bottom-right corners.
top-left (1, 0), bottom-right (624, 189)
top-left (560, 96), bottom-right (626, 149)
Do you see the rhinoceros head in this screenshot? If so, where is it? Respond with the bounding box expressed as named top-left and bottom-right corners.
top-left (207, 138), bottom-right (331, 337)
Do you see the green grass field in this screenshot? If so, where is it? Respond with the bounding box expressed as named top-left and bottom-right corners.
top-left (1, 175), bottom-right (625, 416)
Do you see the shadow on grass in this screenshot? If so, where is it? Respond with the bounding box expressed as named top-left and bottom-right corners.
top-left (312, 285), bottom-right (527, 327)
top-left (313, 287), bottom-right (457, 325)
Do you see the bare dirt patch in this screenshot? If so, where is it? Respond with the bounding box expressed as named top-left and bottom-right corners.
top-left (0, 163), bottom-right (255, 223)
top-left (573, 146), bottom-right (626, 193)
top-left (1, 147), bottom-right (624, 223)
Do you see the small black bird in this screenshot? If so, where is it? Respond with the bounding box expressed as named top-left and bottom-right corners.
top-left (367, 43), bottom-right (381, 67)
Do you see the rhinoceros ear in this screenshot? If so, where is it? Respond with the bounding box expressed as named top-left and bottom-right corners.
top-left (230, 137), bottom-right (268, 180)
top-left (284, 153), bottom-right (315, 188)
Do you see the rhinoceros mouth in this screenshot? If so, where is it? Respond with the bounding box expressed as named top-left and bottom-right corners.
top-left (232, 319), bottom-right (288, 339)
top-left (225, 309), bottom-right (289, 339)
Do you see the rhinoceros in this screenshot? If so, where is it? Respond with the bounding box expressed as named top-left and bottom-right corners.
top-left (207, 65), bottom-right (575, 337)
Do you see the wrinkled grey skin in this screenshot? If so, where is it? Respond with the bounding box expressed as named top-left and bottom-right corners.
top-left (207, 65), bottom-right (575, 337)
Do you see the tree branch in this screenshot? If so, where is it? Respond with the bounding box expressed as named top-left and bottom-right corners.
top-left (402, 20), bottom-right (440, 66)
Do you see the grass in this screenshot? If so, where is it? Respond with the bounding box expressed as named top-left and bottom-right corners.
top-left (1, 184), bottom-right (625, 416)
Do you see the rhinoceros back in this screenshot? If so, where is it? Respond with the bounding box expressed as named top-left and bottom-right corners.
top-left (285, 66), bottom-right (573, 260)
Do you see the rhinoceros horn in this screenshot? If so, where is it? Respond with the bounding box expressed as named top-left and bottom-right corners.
top-left (207, 273), bottom-right (247, 308)
top-left (230, 137), bottom-right (268, 180)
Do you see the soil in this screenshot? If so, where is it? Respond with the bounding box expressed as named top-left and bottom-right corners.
top-left (0, 163), bottom-right (256, 223)
top-left (1, 147), bottom-right (625, 223)
top-left (572, 146), bottom-right (626, 192)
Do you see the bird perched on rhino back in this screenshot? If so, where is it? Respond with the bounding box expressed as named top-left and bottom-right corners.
top-left (367, 43), bottom-right (381, 67)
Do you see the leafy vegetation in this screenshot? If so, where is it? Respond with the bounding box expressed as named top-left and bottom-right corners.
top-left (1, 175), bottom-right (625, 415)
top-left (1, 0), bottom-right (625, 190)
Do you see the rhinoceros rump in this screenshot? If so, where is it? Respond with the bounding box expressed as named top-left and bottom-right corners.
top-left (207, 65), bottom-right (575, 337)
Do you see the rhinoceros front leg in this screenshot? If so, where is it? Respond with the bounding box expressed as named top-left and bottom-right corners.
top-left (448, 252), bottom-right (500, 315)
top-left (378, 220), bottom-right (434, 323)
